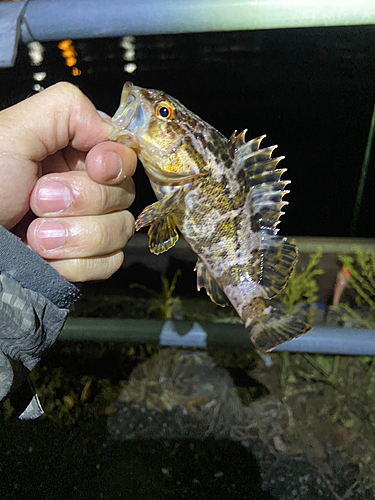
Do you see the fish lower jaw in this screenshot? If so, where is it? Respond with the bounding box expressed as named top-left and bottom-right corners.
top-left (111, 130), bottom-right (138, 149)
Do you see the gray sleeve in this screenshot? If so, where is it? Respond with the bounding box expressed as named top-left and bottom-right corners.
top-left (0, 225), bottom-right (79, 309)
top-left (0, 273), bottom-right (69, 404)
top-left (0, 225), bottom-right (80, 418)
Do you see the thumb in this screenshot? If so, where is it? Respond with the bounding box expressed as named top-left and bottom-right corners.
top-left (0, 82), bottom-right (114, 162)
top-left (0, 82), bottom-right (114, 229)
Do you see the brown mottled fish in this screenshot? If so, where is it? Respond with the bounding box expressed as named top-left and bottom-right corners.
top-left (111, 82), bottom-right (311, 351)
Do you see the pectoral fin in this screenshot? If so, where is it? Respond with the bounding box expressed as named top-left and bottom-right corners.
top-left (135, 189), bottom-right (186, 230)
top-left (148, 216), bottom-right (179, 255)
top-left (195, 259), bottom-right (229, 307)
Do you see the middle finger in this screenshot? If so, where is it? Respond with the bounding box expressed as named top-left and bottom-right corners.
top-left (30, 170), bottom-right (135, 217)
top-left (27, 210), bottom-right (135, 259)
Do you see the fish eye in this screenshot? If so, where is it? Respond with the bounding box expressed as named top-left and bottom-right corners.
top-left (155, 101), bottom-right (175, 121)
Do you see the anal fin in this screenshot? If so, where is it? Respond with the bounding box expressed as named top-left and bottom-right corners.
top-left (148, 216), bottom-right (179, 255)
top-left (195, 259), bottom-right (229, 307)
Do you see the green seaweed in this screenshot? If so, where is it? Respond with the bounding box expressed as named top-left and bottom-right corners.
top-left (278, 247), bottom-right (324, 324)
top-left (130, 270), bottom-right (182, 321)
top-left (276, 249), bottom-right (339, 393)
top-left (339, 247), bottom-right (375, 329)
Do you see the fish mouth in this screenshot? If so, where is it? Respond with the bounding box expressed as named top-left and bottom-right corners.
top-left (111, 82), bottom-right (146, 145)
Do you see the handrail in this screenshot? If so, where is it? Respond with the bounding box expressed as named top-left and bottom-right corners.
top-left (19, 0), bottom-right (375, 42)
top-left (60, 317), bottom-right (375, 356)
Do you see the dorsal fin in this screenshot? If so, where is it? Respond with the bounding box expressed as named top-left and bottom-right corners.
top-left (229, 130), bottom-right (237, 143)
top-left (231, 132), bottom-right (266, 156)
top-left (230, 129), bottom-right (249, 149)
top-left (233, 132), bottom-right (298, 298)
top-left (234, 133), bottom-right (288, 235)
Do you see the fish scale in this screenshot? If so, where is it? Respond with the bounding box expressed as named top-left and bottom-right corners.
top-left (111, 82), bottom-right (311, 351)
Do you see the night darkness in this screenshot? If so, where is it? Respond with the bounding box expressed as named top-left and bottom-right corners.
top-left (1, 26), bottom-right (374, 238)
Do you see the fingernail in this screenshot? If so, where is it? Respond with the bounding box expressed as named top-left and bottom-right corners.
top-left (102, 151), bottom-right (123, 183)
top-left (37, 180), bottom-right (72, 213)
top-left (37, 221), bottom-right (67, 250)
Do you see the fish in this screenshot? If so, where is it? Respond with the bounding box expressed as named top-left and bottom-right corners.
top-left (110, 82), bottom-right (311, 351)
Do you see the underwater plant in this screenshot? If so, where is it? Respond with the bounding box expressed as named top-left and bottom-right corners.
top-left (130, 270), bottom-right (182, 321)
top-left (339, 247), bottom-right (375, 329)
top-left (276, 248), bottom-right (324, 394)
top-left (278, 247), bottom-right (324, 324)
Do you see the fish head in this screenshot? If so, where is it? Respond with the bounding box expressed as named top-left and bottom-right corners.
top-left (111, 82), bottom-right (218, 183)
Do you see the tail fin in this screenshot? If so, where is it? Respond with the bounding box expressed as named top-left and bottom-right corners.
top-left (249, 306), bottom-right (311, 352)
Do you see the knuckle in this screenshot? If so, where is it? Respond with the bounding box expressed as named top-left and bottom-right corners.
top-left (123, 178), bottom-right (136, 207)
top-left (79, 252), bottom-right (124, 281)
top-left (67, 172), bottom-right (106, 214)
top-left (88, 217), bottom-right (110, 252)
top-left (122, 211), bottom-right (135, 240)
top-left (51, 258), bottom-right (84, 282)
top-left (100, 251), bottom-right (124, 279)
top-left (98, 183), bottom-right (110, 212)
top-left (93, 211), bottom-right (134, 252)
top-left (69, 259), bottom-right (87, 282)
top-left (70, 174), bottom-right (135, 216)
top-left (51, 251), bottom-right (124, 282)
top-left (52, 82), bottom-right (81, 100)
top-left (70, 211), bottom-right (134, 257)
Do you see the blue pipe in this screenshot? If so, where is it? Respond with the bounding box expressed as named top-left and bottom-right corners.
top-left (19, 0), bottom-right (375, 43)
top-left (61, 318), bottom-right (375, 356)
top-left (274, 327), bottom-right (375, 355)
top-left (1, 0), bottom-right (374, 67)
top-left (0, 0), bottom-right (27, 67)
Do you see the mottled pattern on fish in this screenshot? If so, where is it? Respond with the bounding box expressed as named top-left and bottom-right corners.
top-left (111, 82), bottom-right (311, 351)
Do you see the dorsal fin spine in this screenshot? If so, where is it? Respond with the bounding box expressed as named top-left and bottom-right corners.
top-left (233, 134), bottom-right (292, 237)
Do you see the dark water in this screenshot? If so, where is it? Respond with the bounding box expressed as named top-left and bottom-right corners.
top-left (2, 342), bottom-right (373, 500)
top-left (1, 26), bottom-right (375, 237)
top-left (1, 420), bottom-right (275, 500)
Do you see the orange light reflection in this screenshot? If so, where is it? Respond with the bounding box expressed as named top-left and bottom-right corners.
top-left (65, 57), bottom-right (77, 67)
top-left (58, 39), bottom-right (72, 50)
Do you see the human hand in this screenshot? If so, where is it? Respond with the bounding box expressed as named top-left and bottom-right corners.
top-left (0, 82), bottom-right (137, 282)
